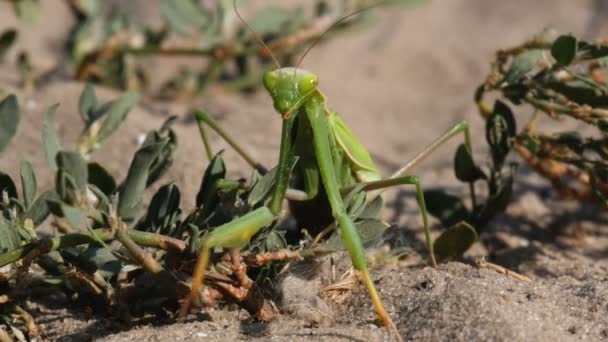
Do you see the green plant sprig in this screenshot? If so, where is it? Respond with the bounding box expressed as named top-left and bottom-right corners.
top-left (66, 0), bottom-right (424, 97)
top-left (476, 30), bottom-right (608, 205)
top-left (0, 85), bottom-right (310, 338)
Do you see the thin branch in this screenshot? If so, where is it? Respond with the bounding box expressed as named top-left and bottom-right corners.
top-left (0, 228), bottom-right (186, 268)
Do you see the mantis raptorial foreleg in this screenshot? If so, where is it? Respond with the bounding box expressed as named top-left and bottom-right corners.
top-left (178, 207), bottom-right (274, 319)
top-left (198, 110), bottom-right (473, 196)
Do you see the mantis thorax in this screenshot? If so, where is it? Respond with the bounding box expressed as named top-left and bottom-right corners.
top-left (263, 67), bottom-right (319, 115)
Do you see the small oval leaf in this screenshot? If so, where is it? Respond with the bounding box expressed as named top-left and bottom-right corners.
top-left (424, 190), bottom-right (470, 228)
top-left (56, 151), bottom-right (88, 196)
top-left (317, 219), bottom-right (389, 252)
top-left (503, 49), bottom-right (544, 84)
top-left (96, 91), bottom-right (139, 145)
top-left (118, 142), bottom-right (164, 222)
top-left (0, 217), bottom-right (21, 253)
top-left (0, 29), bottom-right (17, 61)
top-left (551, 35), bottom-right (577, 66)
top-left (486, 100), bottom-right (516, 168)
top-left (0, 94), bottom-right (20, 154)
top-left (42, 103), bottom-right (62, 171)
top-left (20, 160), bottom-right (36, 208)
top-left (197, 152), bottom-right (227, 215)
top-left (0, 171), bottom-right (18, 203)
top-left (453, 144), bottom-right (485, 183)
top-left (23, 190), bottom-right (59, 226)
top-left (433, 221), bottom-right (478, 263)
top-left (87, 162), bottom-right (116, 195)
top-left (79, 83), bottom-right (98, 125)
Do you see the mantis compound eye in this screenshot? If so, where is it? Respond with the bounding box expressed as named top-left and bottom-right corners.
top-left (299, 74), bottom-right (318, 94)
top-left (263, 72), bottom-right (278, 92)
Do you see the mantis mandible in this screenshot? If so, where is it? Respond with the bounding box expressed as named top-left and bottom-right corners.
top-left (178, 3), bottom-right (475, 341)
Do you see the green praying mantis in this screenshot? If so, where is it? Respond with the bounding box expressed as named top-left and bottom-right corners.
top-left (178, 2), bottom-right (476, 341)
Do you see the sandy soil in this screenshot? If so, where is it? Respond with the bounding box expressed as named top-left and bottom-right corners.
top-left (1, 0), bottom-right (607, 341)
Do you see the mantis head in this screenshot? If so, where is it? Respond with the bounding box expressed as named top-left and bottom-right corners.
top-left (263, 67), bottom-right (318, 115)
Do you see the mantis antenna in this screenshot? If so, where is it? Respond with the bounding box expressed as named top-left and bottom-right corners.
top-left (233, 0), bottom-right (281, 69)
top-left (295, 2), bottom-right (383, 70)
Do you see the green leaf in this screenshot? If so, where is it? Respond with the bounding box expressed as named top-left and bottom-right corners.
top-left (87, 162), bottom-right (116, 195)
top-left (13, 0), bottom-right (41, 23)
top-left (503, 49), bottom-right (544, 84)
top-left (493, 101), bottom-right (517, 137)
top-left (96, 92), bottom-right (139, 145)
top-left (261, 229), bottom-right (287, 252)
top-left (56, 151), bottom-right (88, 196)
top-left (23, 190), bottom-right (58, 226)
top-left (0, 95), bottom-right (20, 154)
top-left (578, 40), bottom-right (608, 59)
top-left (17, 52), bottom-right (32, 78)
top-left (151, 183), bottom-right (181, 219)
top-left (77, 245), bottom-right (121, 278)
top-left (0, 29), bottom-right (17, 61)
top-left (247, 165), bottom-right (276, 207)
top-left (248, 7), bottom-right (293, 36)
top-left (161, 0), bottom-right (210, 35)
top-left (423, 190), bottom-right (470, 228)
top-left (247, 158), bottom-right (298, 207)
top-left (0, 217), bottom-right (21, 253)
top-left (71, 0), bottom-right (98, 17)
top-left (358, 195), bottom-right (383, 220)
top-left (0, 172), bottom-right (18, 203)
top-left (139, 182), bottom-right (181, 234)
top-left (344, 186), bottom-right (367, 220)
top-left (42, 103), bottom-right (61, 171)
top-left (88, 184), bottom-right (110, 211)
top-left (551, 35), bottom-right (577, 65)
top-left (20, 160), bottom-right (36, 208)
top-left (317, 219), bottom-right (388, 253)
top-left (55, 171), bottom-right (77, 205)
top-left (48, 201), bottom-right (86, 230)
top-left (142, 117), bottom-right (178, 187)
top-left (197, 152), bottom-right (226, 216)
top-left (486, 100), bottom-right (516, 168)
top-left (78, 83), bottom-right (98, 125)
top-left (118, 142), bottom-right (164, 222)
top-left (433, 221), bottom-right (478, 263)
top-left (453, 144), bottom-right (485, 183)
top-left (62, 204), bottom-right (86, 229)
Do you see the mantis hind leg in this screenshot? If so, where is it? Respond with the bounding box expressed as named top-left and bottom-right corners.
top-left (357, 175), bottom-right (435, 267)
top-left (350, 120), bottom-right (475, 267)
top-left (386, 120), bottom-right (473, 180)
top-left (382, 120), bottom-right (478, 206)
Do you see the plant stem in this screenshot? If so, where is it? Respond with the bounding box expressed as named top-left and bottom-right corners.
top-left (0, 229), bottom-right (185, 268)
top-left (524, 94), bottom-right (608, 124)
top-left (115, 229), bottom-right (162, 274)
